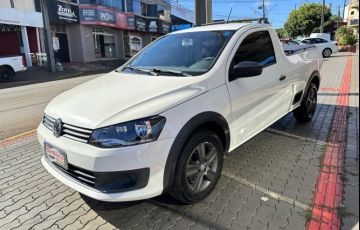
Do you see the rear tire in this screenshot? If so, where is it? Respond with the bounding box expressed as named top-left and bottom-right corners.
top-left (294, 83), bottom-right (318, 122)
top-left (169, 130), bottom-right (224, 204)
top-left (322, 48), bottom-right (332, 58)
top-left (0, 66), bottom-right (15, 81)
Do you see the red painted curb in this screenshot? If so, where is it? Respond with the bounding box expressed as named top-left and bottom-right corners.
top-left (307, 55), bottom-right (353, 230)
top-left (0, 131), bottom-right (37, 148)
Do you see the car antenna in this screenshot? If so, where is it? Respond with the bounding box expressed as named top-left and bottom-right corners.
top-left (226, 8), bottom-right (233, 23)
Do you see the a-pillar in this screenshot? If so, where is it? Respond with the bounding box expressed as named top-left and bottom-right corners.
top-left (20, 26), bottom-right (32, 68)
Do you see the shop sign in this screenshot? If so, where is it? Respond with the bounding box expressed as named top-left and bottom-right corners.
top-left (79, 5), bottom-right (135, 30)
top-left (0, 7), bottom-right (43, 28)
top-left (159, 20), bottom-right (170, 34)
top-left (116, 12), bottom-right (135, 29)
top-left (49, 1), bottom-right (79, 24)
top-left (135, 16), bottom-right (147, 32)
top-left (147, 20), bottom-right (158, 33)
top-left (129, 34), bottom-right (143, 56)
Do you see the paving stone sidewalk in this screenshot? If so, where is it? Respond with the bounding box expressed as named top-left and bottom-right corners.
top-left (0, 52), bottom-right (358, 230)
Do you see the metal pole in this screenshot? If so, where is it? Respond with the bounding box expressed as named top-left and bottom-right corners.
top-left (262, 0), bottom-right (266, 20)
top-left (337, 5), bottom-right (341, 29)
top-left (41, 0), bottom-right (56, 72)
top-left (195, 0), bottom-right (212, 26)
top-left (320, 0), bottom-right (325, 33)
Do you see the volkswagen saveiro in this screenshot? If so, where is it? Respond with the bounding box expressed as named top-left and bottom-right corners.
top-left (38, 23), bottom-right (322, 204)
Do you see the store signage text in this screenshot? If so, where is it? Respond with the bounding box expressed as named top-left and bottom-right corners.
top-left (57, 4), bottom-right (78, 22)
top-left (49, 1), bottom-right (79, 24)
top-left (79, 5), bottom-right (135, 30)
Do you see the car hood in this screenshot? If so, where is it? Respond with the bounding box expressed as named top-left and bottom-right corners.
top-left (45, 72), bottom-right (207, 129)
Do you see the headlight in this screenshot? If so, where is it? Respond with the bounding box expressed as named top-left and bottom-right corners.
top-left (89, 116), bottom-right (166, 148)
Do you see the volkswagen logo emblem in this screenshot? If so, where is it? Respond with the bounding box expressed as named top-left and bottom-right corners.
top-left (53, 118), bottom-right (63, 137)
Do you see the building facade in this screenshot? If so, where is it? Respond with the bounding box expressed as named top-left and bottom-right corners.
top-left (170, 0), bottom-right (194, 32)
top-left (34, 0), bottom-right (173, 63)
top-left (0, 0), bottom-right (43, 67)
top-left (344, 0), bottom-right (359, 28)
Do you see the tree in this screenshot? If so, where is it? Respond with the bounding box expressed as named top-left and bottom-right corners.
top-left (276, 28), bottom-right (288, 38)
top-left (284, 3), bottom-right (332, 38)
top-left (336, 26), bottom-right (357, 45)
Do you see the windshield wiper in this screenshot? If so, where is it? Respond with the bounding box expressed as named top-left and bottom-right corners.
top-left (118, 66), bottom-right (157, 76)
top-left (151, 68), bottom-right (192, 77)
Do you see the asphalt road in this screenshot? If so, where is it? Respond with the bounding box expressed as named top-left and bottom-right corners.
top-left (0, 73), bottom-right (102, 140)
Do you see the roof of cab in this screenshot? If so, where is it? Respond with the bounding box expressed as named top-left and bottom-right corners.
top-left (171, 22), bottom-right (270, 34)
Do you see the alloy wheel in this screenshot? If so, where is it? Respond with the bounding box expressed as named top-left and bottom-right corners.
top-left (306, 87), bottom-right (317, 118)
top-left (323, 49), bottom-right (331, 57)
top-left (186, 142), bottom-right (219, 193)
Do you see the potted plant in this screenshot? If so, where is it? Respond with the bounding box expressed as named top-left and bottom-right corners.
top-left (336, 26), bottom-right (358, 52)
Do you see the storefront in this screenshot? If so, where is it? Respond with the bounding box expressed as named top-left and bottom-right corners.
top-left (77, 4), bottom-right (135, 62)
top-left (0, 7), bottom-right (43, 67)
top-left (47, 0), bottom-right (80, 62)
top-left (122, 15), bottom-right (170, 58)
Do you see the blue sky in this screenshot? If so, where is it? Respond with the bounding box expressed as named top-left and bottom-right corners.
top-left (176, 0), bottom-right (348, 28)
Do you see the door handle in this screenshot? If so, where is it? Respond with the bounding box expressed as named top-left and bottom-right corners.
top-left (279, 75), bottom-right (287, 81)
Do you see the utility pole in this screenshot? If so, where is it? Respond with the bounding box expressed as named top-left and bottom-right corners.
top-left (337, 5), bottom-right (341, 29)
top-left (320, 0), bottom-right (325, 33)
top-left (41, 0), bottom-right (56, 72)
top-left (262, 0), bottom-right (266, 20)
top-left (195, 0), bottom-right (212, 26)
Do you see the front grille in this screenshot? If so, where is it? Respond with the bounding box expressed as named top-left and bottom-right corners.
top-left (43, 114), bottom-right (92, 143)
top-left (55, 163), bottom-right (95, 187)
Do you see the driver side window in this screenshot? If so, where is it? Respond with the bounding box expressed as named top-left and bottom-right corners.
top-left (231, 31), bottom-right (276, 69)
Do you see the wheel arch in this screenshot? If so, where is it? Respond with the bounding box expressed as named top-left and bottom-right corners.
top-left (0, 65), bottom-right (15, 74)
top-left (163, 111), bottom-right (230, 191)
top-left (308, 70), bottom-right (321, 91)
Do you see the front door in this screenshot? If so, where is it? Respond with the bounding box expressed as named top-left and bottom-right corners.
top-left (226, 29), bottom-right (292, 147)
top-left (54, 33), bottom-right (70, 62)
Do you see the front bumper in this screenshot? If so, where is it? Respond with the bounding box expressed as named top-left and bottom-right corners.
top-left (38, 124), bottom-right (175, 202)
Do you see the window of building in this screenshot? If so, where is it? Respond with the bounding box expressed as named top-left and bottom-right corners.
top-left (351, 10), bottom-right (355, 15)
top-left (147, 4), bottom-right (157, 17)
top-left (61, 0), bottom-right (79, 4)
top-left (141, 2), bottom-right (147, 16)
top-left (79, 0), bottom-right (122, 10)
top-left (232, 31), bottom-right (276, 67)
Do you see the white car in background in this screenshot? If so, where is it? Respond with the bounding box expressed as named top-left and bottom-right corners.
top-left (0, 56), bottom-right (26, 81)
top-left (300, 37), bottom-right (338, 58)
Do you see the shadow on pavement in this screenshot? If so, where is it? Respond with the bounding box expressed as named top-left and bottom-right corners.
top-left (77, 103), bottom-right (347, 229)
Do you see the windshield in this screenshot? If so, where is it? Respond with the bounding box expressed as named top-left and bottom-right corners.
top-left (123, 30), bottom-right (235, 76)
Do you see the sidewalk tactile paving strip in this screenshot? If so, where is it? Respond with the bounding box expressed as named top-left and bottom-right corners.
top-left (0, 53), bottom-right (357, 230)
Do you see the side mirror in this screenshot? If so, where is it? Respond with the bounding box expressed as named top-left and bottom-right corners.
top-left (230, 61), bottom-right (263, 80)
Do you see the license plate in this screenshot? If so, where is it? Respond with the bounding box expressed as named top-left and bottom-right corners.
top-left (45, 143), bottom-right (68, 170)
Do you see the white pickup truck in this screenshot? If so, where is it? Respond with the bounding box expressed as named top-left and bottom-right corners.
top-left (38, 23), bottom-right (322, 204)
top-left (0, 56), bottom-right (26, 81)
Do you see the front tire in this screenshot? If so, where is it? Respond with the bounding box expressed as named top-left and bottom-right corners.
top-left (294, 83), bottom-right (318, 122)
top-left (322, 48), bottom-right (332, 58)
top-left (169, 130), bottom-right (224, 204)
